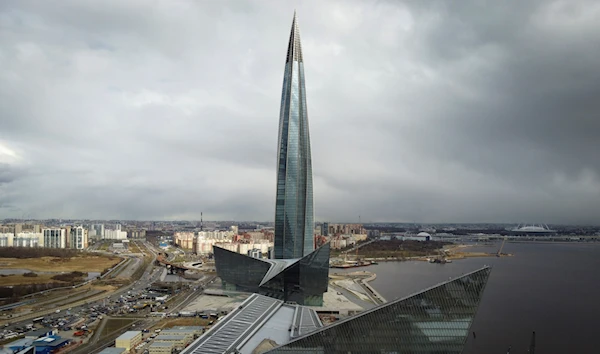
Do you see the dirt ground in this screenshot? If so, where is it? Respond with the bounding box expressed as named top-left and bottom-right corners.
top-left (152, 317), bottom-right (212, 330)
top-left (0, 273), bottom-right (67, 286)
top-left (0, 256), bottom-right (120, 272)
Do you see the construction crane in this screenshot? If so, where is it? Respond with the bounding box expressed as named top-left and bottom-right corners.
top-left (497, 237), bottom-right (507, 257)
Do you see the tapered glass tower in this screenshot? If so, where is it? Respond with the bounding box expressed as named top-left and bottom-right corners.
top-left (274, 12), bottom-right (314, 259)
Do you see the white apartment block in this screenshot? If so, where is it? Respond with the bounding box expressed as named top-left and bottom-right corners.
top-left (43, 228), bottom-right (67, 248)
top-left (88, 224), bottom-right (105, 239)
top-left (174, 232), bottom-right (195, 249)
top-left (14, 232), bottom-right (43, 247)
top-left (0, 233), bottom-right (14, 247)
top-left (103, 229), bottom-right (127, 240)
top-left (70, 226), bottom-right (88, 249)
top-left (198, 240), bottom-right (273, 256)
top-left (197, 230), bottom-right (235, 240)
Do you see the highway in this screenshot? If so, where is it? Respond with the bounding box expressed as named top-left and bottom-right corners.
top-left (74, 275), bottom-right (215, 354)
top-left (1, 241), bottom-right (158, 328)
top-left (1, 240), bottom-right (214, 354)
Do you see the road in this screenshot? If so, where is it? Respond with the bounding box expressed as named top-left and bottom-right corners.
top-left (1, 241), bottom-right (158, 329)
top-left (77, 275), bottom-right (215, 354)
top-left (3, 240), bottom-right (213, 354)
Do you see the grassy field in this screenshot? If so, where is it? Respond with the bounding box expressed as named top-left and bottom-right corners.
top-left (128, 243), bottom-right (140, 253)
top-left (99, 318), bottom-right (137, 337)
top-left (0, 273), bottom-right (66, 286)
top-left (153, 317), bottom-right (211, 330)
top-left (172, 254), bottom-right (186, 263)
top-left (0, 255), bottom-right (120, 272)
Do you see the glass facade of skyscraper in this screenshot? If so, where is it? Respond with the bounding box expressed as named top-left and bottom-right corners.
top-left (213, 243), bottom-right (330, 306)
top-left (274, 12), bottom-right (314, 259)
top-left (266, 267), bottom-right (492, 354)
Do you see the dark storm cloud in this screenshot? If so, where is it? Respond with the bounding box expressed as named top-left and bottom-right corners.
top-left (0, 0), bottom-right (599, 224)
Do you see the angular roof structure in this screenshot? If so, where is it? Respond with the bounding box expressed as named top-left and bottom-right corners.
top-left (213, 242), bottom-right (329, 306)
top-left (265, 266), bottom-right (491, 354)
top-left (180, 293), bottom-right (322, 354)
top-left (182, 267), bottom-right (491, 354)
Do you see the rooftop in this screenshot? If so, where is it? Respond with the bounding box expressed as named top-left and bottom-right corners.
top-left (170, 326), bottom-right (205, 331)
top-left (4, 338), bottom-right (34, 348)
top-left (161, 329), bottom-right (197, 334)
top-left (115, 331), bottom-right (141, 341)
top-left (155, 335), bottom-right (187, 340)
top-left (32, 336), bottom-right (69, 348)
top-left (24, 328), bottom-right (53, 338)
top-left (149, 342), bottom-right (174, 347)
top-left (181, 293), bottom-right (322, 354)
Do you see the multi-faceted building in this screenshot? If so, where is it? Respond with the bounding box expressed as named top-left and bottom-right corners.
top-left (213, 242), bottom-right (329, 306)
top-left (274, 11), bottom-right (314, 259)
top-left (266, 266), bottom-right (492, 354)
top-left (212, 12), bottom-right (328, 306)
top-left (182, 267), bottom-right (491, 354)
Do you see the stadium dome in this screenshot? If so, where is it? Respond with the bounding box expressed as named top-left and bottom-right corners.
top-left (516, 226), bottom-right (547, 232)
top-left (510, 224), bottom-right (556, 235)
top-left (417, 232), bottom-right (432, 237)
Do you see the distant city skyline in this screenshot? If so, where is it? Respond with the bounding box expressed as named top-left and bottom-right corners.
top-left (1, 1), bottom-right (599, 224)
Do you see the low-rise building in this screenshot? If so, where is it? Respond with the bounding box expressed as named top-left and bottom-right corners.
top-left (159, 329), bottom-right (195, 342)
top-left (32, 335), bottom-right (70, 354)
top-left (165, 326), bottom-right (204, 336)
top-left (155, 334), bottom-right (189, 348)
top-left (15, 347), bottom-right (35, 354)
top-left (115, 331), bottom-right (142, 351)
top-left (24, 328), bottom-right (56, 339)
top-left (148, 341), bottom-right (173, 354)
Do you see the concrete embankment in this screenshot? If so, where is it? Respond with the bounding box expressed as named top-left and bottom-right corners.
top-left (358, 273), bottom-right (386, 304)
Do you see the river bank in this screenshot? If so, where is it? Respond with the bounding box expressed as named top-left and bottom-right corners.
top-left (354, 242), bottom-right (600, 353)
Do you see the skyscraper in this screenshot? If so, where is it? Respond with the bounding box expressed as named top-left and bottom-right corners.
top-left (212, 11), bottom-right (328, 306)
top-left (274, 12), bottom-right (314, 259)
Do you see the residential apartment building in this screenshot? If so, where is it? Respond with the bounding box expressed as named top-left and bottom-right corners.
top-left (70, 226), bottom-right (88, 249)
top-left (42, 228), bottom-right (67, 248)
top-left (174, 232), bottom-right (195, 250)
top-left (89, 224), bottom-right (105, 239)
top-left (103, 225), bottom-right (127, 240)
top-left (14, 232), bottom-right (43, 247)
top-left (128, 229), bottom-right (146, 239)
top-left (0, 233), bottom-right (14, 247)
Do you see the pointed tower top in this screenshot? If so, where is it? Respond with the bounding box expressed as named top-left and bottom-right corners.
top-left (286, 11), bottom-right (303, 63)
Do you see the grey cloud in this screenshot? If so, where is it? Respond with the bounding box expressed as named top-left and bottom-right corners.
top-left (1, 0), bottom-right (599, 224)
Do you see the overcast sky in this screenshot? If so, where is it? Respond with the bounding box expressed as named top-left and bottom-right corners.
top-left (1, 1), bottom-right (599, 224)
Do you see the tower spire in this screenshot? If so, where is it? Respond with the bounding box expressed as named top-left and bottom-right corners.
top-left (286, 11), bottom-right (303, 63)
